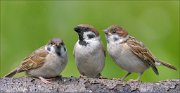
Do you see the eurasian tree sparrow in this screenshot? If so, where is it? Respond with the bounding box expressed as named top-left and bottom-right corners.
top-left (104, 25), bottom-right (177, 80)
top-left (73, 24), bottom-right (106, 78)
top-left (5, 38), bottom-right (68, 83)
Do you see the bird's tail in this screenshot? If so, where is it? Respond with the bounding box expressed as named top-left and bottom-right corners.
top-left (4, 69), bottom-right (18, 77)
top-left (157, 61), bottom-right (177, 70)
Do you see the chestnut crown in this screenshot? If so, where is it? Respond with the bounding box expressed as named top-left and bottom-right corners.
top-left (105, 25), bottom-right (128, 37)
top-left (74, 24), bottom-right (99, 36)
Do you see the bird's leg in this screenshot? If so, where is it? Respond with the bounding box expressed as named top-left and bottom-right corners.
top-left (80, 74), bottom-right (87, 78)
top-left (38, 77), bottom-right (52, 84)
top-left (121, 72), bottom-right (131, 80)
top-left (98, 73), bottom-right (107, 79)
top-left (135, 72), bottom-right (143, 81)
top-left (129, 72), bottom-right (143, 82)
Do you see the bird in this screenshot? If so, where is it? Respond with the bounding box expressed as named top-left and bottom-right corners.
top-left (4, 38), bottom-right (68, 83)
top-left (73, 24), bottom-right (106, 78)
top-left (104, 25), bottom-right (177, 81)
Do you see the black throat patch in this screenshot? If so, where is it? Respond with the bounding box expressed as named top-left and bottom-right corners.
top-left (78, 33), bottom-right (84, 41)
top-left (79, 40), bottom-right (89, 46)
top-left (55, 46), bottom-right (61, 56)
top-left (77, 32), bottom-right (89, 46)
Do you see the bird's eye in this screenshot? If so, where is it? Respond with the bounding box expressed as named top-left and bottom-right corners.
top-left (50, 42), bottom-right (56, 45)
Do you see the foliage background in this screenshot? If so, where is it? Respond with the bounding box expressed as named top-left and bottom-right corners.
top-left (1, 1), bottom-right (179, 81)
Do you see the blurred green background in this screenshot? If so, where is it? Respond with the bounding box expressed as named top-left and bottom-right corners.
top-left (0, 1), bottom-right (179, 82)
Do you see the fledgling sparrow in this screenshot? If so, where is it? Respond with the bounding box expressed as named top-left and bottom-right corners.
top-left (73, 24), bottom-right (106, 78)
top-left (4, 38), bottom-right (68, 83)
top-left (104, 25), bottom-right (177, 80)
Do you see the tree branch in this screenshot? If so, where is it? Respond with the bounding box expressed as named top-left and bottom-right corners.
top-left (0, 77), bottom-right (179, 92)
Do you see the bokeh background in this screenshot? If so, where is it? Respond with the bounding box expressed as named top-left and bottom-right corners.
top-left (0, 1), bottom-right (179, 82)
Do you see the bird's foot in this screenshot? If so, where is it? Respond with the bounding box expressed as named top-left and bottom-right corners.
top-left (111, 78), bottom-right (121, 81)
top-left (128, 79), bottom-right (141, 83)
top-left (38, 77), bottom-right (52, 84)
top-left (98, 75), bottom-right (108, 79)
top-left (80, 75), bottom-right (87, 78)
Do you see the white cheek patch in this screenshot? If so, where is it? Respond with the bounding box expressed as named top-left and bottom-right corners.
top-left (107, 34), bottom-right (129, 44)
top-left (45, 45), bottom-right (56, 54)
top-left (108, 34), bottom-right (120, 42)
top-left (51, 46), bottom-right (56, 53)
top-left (83, 31), bottom-right (95, 40)
top-left (60, 46), bottom-right (66, 56)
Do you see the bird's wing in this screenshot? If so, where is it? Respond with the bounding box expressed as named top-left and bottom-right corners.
top-left (126, 37), bottom-right (159, 75)
top-left (17, 46), bottom-right (49, 72)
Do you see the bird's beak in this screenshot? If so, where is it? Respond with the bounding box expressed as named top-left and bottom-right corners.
top-left (107, 32), bottom-right (112, 36)
top-left (104, 30), bottom-right (112, 36)
top-left (74, 26), bottom-right (81, 33)
top-left (52, 44), bottom-right (56, 47)
top-left (56, 43), bottom-right (61, 47)
top-left (52, 44), bottom-right (60, 47)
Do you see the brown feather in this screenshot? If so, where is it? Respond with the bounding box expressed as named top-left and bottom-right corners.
top-left (78, 24), bottom-right (99, 36)
top-left (4, 46), bottom-right (48, 77)
top-left (17, 46), bottom-right (48, 72)
top-left (158, 60), bottom-right (177, 70)
top-left (4, 69), bottom-right (18, 77)
top-left (127, 36), bottom-right (159, 75)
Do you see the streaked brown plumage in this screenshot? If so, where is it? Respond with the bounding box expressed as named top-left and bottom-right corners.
top-left (5, 38), bottom-right (68, 83)
top-left (105, 25), bottom-right (176, 80)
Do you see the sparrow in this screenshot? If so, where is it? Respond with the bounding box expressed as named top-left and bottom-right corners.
top-left (73, 24), bottom-right (106, 78)
top-left (104, 25), bottom-right (177, 81)
top-left (4, 38), bottom-right (68, 83)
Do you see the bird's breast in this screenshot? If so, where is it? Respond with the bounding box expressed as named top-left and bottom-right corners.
top-left (107, 43), bottom-right (148, 73)
top-left (28, 53), bottom-right (67, 78)
top-left (74, 41), bottom-right (105, 77)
